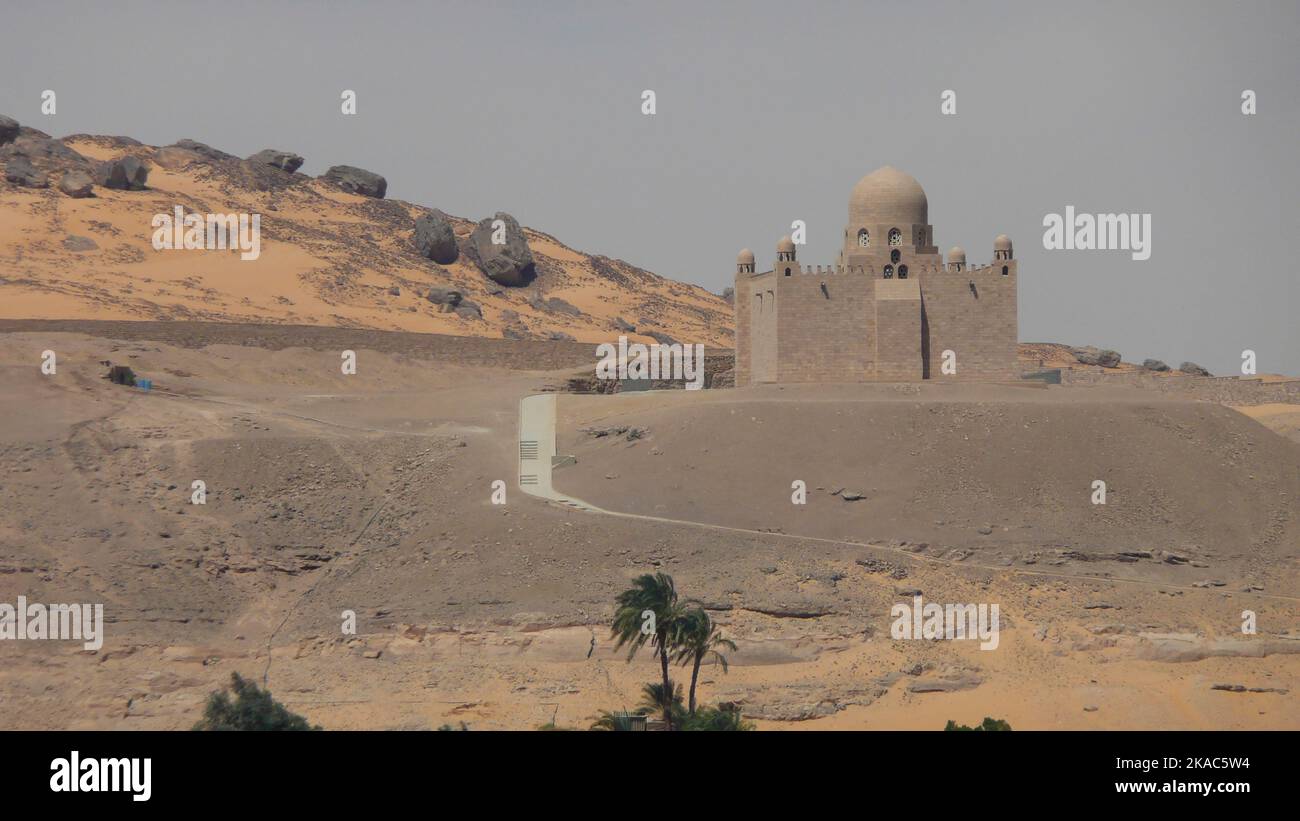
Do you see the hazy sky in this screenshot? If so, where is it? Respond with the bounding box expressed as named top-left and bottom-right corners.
top-left (3, 0), bottom-right (1297, 374)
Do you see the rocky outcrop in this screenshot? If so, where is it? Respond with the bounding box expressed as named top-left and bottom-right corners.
top-left (469, 212), bottom-right (535, 287)
top-left (62, 235), bottom-right (97, 251)
top-left (454, 300), bottom-right (483, 321)
top-left (529, 295), bottom-right (581, 316)
top-left (426, 287), bottom-right (463, 307)
top-left (321, 165), bottom-right (386, 198)
top-left (1141, 358), bottom-right (1170, 372)
top-left (1179, 361), bottom-right (1212, 377)
top-left (1072, 346), bottom-right (1121, 368)
top-left (0, 115), bottom-right (18, 146)
top-left (413, 211), bottom-right (458, 264)
top-left (5, 156), bottom-right (47, 188)
top-left (57, 170), bottom-right (94, 198)
top-left (425, 287), bottom-right (479, 320)
top-left (247, 149), bottom-right (304, 174)
top-left (93, 156), bottom-right (148, 190)
top-left (1, 133), bottom-right (88, 169)
top-left (152, 146), bottom-right (202, 170)
top-left (170, 139), bottom-right (236, 162)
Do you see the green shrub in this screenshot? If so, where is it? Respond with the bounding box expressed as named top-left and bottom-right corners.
top-left (944, 716), bottom-right (1012, 732)
top-left (193, 673), bottom-right (319, 731)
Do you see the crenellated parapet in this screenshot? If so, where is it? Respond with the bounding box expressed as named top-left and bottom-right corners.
top-left (775, 260), bottom-right (1015, 277)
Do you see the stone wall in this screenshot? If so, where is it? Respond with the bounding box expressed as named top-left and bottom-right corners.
top-left (775, 269), bottom-right (875, 382)
top-left (916, 259), bottom-right (1018, 380)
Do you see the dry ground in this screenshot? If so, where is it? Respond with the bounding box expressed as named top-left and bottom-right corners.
top-left (0, 323), bottom-right (1296, 730)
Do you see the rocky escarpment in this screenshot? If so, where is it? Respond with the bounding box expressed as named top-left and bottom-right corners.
top-left (0, 114), bottom-right (734, 346)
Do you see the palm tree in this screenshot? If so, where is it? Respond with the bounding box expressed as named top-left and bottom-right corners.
top-left (681, 704), bottom-right (754, 731)
top-left (611, 573), bottom-right (687, 730)
top-left (672, 607), bottom-right (737, 715)
top-left (638, 681), bottom-right (685, 727)
top-left (590, 710), bottom-right (642, 731)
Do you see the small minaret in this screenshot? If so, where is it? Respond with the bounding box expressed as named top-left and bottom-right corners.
top-left (947, 246), bottom-right (966, 271)
top-left (736, 248), bottom-right (755, 275)
top-left (776, 235), bottom-right (796, 275)
top-left (994, 234), bottom-right (1013, 260)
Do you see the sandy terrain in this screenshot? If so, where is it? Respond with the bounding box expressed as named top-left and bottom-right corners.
top-left (0, 133), bottom-right (731, 347)
top-left (0, 322), bottom-right (1295, 730)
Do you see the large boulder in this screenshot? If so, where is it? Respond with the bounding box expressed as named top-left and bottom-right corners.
top-left (321, 165), bottom-right (386, 198)
top-left (1179, 361), bottom-right (1212, 377)
top-left (454, 299), bottom-right (482, 321)
top-left (5, 156), bottom-right (47, 188)
top-left (469, 212), bottom-right (535, 287)
top-left (0, 115), bottom-right (18, 146)
top-left (152, 145), bottom-right (202, 170)
top-left (247, 149), bottom-right (304, 174)
top-left (1072, 346), bottom-right (1121, 368)
top-left (57, 170), bottom-right (94, 198)
top-left (413, 211), bottom-right (458, 264)
top-left (93, 156), bottom-right (148, 190)
top-left (1141, 358), bottom-right (1170, 372)
top-left (426, 287), bottom-right (463, 307)
top-left (2, 134), bottom-right (87, 167)
top-left (170, 139), bottom-right (236, 162)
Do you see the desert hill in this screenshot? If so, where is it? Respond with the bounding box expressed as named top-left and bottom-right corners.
top-left (0, 328), bottom-right (1295, 730)
top-left (0, 119), bottom-right (732, 346)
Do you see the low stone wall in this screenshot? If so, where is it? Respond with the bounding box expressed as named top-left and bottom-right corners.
top-left (1059, 367), bottom-right (1300, 404)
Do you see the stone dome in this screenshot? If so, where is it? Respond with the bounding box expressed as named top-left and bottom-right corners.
top-left (849, 166), bottom-right (928, 227)
top-left (947, 246), bottom-right (966, 263)
top-left (737, 248), bottom-right (754, 264)
top-left (776, 235), bottom-right (795, 253)
top-left (994, 234), bottom-right (1013, 251)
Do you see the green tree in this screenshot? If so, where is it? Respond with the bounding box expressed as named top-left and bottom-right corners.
top-left (193, 673), bottom-right (320, 731)
top-left (944, 716), bottom-right (1012, 731)
top-left (611, 573), bottom-right (687, 730)
top-left (638, 681), bottom-right (687, 727)
top-left (672, 607), bottom-right (736, 715)
top-left (681, 704), bottom-right (754, 731)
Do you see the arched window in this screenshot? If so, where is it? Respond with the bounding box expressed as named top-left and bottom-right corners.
top-left (784, 267), bottom-right (791, 276)
top-left (890, 249), bottom-right (901, 264)
top-left (888, 228), bottom-right (902, 246)
top-left (883, 265), bottom-right (894, 279)
top-left (857, 229), bottom-right (870, 247)
top-left (1001, 266), bottom-right (1009, 276)
top-left (898, 264), bottom-right (908, 279)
